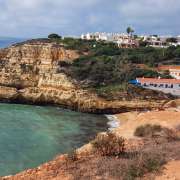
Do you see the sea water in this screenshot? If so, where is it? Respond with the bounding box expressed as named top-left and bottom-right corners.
top-left (0, 103), bottom-right (108, 176)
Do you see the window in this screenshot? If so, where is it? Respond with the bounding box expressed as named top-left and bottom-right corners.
top-left (143, 83), bottom-right (147, 86)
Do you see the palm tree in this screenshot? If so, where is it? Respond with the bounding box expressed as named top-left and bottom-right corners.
top-left (126, 27), bottom-right (135, 48)
top-left (126, 27), bottom-right (134, 37)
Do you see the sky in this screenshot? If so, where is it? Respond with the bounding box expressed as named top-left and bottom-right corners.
top-left (0, 0), bottom-right (179, 38)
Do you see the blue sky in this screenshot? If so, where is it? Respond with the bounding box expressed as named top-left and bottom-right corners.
top-left (0, 0), bottom-right (179, 38)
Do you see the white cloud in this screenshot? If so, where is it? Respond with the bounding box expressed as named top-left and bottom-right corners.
top-left (0, 0), bottom-right (179, 37)
top-left (118, 0), bottom-right (180, 35)
top-left (119, 0), bottom-right (180, 17)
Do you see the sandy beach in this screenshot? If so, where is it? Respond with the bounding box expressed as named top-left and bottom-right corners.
top-left (114, 109), bottom-right (180, 180)
top-left (114, 108), bottom-right (180, 139)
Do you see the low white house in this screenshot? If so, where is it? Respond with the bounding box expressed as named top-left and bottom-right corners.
top-left (157, 65), bottom-right (180, 79)
top-left (141, 35), bottom-right (168, 48)
top-left (140, 35), bottom-right (180, 47)
top-left (169, 68), bottom-right (180, 79)
top-left (81, 32), bottom-right (139, 48)
top-left (133, 78), bottom-right (180, 96)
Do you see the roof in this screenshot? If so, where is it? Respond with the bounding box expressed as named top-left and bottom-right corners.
top-left (137, 78), bottom-right (180, 84)
top-left (158, 65), bottom-right (180, 71)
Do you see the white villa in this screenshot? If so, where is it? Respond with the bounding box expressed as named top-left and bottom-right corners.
top-left (134, 78), bottom-right (180, 96)
top-left (81, 32), bottom-right (110, 41)
top-left (157, 65), bottom-right (180, 80)
top-left (81, 32), bottom-right (139, 48)
top-left (140, 35), bottom-right (180, 48)
top-left (141, 35), bottom-right (168, 48)
top-left (169, 67), bottom-right (180, 79)
top-left (81, 32), bottom-right (180, 48)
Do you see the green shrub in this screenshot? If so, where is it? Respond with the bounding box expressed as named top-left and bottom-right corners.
top-left (48, 33), bottom-right (62, 39)
top-left (163, 128), bottom-right (180, 141)
top-left (126, 152), bottom-right (166, 179)
top-left (91, 132), bottom-right (125, 156)
top-left (134, 124), bottom-right (162, 137)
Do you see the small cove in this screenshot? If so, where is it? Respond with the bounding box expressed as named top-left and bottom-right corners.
top-left (0, 103), bottom-right (108, 176)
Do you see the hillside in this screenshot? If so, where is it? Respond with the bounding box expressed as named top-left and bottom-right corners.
top-left (0, 38), bottom-right (177, 113)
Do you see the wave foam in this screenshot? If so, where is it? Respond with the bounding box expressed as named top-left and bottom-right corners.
top-left (105, 115), bottom-right (120, 131)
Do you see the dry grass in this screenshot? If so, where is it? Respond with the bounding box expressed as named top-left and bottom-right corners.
top-left (4, 127), bottom-right (180, 180)
top-left (91, 132), bottom-right (125, 156)
top-left (134, 124), bottom-right (180, 142)
top-left (62, 127), bottom-right (180, 180)
top-left (126, 151), bottom-right (166, 179)
top-left (67, 150), bottom-right (79, 162)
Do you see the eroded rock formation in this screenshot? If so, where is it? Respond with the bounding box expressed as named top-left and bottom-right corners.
top-left (0, 40), bottom-right (169, 113)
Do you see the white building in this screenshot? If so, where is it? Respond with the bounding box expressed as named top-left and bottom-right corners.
top-left (157, 65), bottom-right (180, 79)
top-left (135, 78), bottom-right (180, 96)
top-left (141, 35), bottom-right (168, 48)
top-left (169, 68), bottom-right (180, 79)
top-left (81, 32), bottom-right (110, 41)
top-left (81, 32), bottom-right (139, 48)
top-left (142, 35), bottom-right (180, 47)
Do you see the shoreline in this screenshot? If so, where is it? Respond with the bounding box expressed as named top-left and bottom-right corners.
top-left (105, 114), bottom-right (120, 130)
top-left (113, 108), bottom-right (180, 139)
top-left (2, 107), bottom-right (180, 179)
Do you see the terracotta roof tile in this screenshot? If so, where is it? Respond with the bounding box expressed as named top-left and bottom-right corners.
top-left (137, 78), bottom-right (180, 84)
top-left (158, 65), bottom-right (180, 71)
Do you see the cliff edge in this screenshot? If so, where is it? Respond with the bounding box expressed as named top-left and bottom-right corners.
top-left (0, 39), bottom-right (173, 113)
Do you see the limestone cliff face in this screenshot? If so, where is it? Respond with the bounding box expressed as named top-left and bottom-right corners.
top-left (0, 41), bottom-right (79, 88)
top-left (0, 40), bottom-right (166, 113)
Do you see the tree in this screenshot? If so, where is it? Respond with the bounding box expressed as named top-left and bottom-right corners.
top-left (139, 40), bottom-right (148, 47)
top-left (48, 33), bottom-right (62, 39)
top-left (134, 35), bottom-right (138, 39)
top-left (126, 27), bottom-right (134, 37)
top-left (174, 46), bottom-right (180, 57)
top-left (166, 38), bottom-right (178, 43)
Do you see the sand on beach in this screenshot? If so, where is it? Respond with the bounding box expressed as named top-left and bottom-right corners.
top-left (114, 109), bottom-right (180, 180)
top-left (114, 109), bottom-right (180, 139)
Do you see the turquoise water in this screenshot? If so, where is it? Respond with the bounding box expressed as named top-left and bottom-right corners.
top-left (0, 103), bottom-right (108, 176)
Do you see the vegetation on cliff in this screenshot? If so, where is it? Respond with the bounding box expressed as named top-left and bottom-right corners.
top-left (0, 37), bottom-right (176, 111)
top-left (52, 37), bottom-right (177, 99)
top-left (50, 36), bottom-right (180, 64)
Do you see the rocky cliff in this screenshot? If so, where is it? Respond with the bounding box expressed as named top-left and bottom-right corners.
top-left (0, 39), bottom-right (170, 113)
